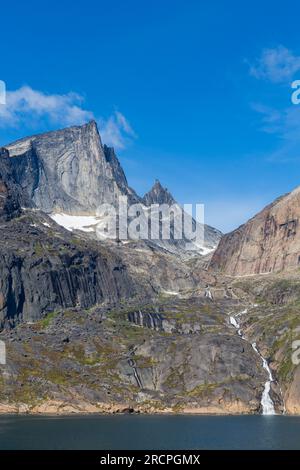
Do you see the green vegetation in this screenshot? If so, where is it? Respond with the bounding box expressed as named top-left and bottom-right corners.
top-left (163, 367), bottom-right (185, 390)
top-left (187, 382), bottom-right (218, 398)
top-left (33, 241), bottom-right (44, 257)
top-left (134, 355), bottom-right (158, 368)
top-left (38, 310), bottom-right (60, 329)
top-left (277, 354), bottom-right (295, 383)
top-left (44, 369), bottom-right (68, 385)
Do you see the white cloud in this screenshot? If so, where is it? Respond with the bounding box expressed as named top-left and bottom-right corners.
top-left (115, 111), bottom-right (136, 137)
top-left (98, 111), bottom-right (137, 149)
top-left (249, 45), bottom-right (300, 83)
top-left (0, 85), bottom-right (136, 150)
top-left (0, 86), bottom-right (94, 127)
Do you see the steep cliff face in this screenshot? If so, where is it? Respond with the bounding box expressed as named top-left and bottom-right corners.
top-left (0, 148), bottom-right (25, 220)
top-left (0, 211), bottom-right (137, 328)
top-left (5, 121), bottom-right (139, 214)
top-left (210, 187), bottom-right (300, 275)
top-left (0, 143), bottom-right (141, 327)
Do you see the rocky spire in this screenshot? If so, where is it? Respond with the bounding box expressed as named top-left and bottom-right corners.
top-left (142, 179), bottom-right (176, 206)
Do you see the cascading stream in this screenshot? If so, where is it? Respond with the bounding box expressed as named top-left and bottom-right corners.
top-left (252, 342), bottom-right (275, 415)
top-left (229, 310), bottom-right (276, 415)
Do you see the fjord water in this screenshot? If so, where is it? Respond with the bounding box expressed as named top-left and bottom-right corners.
top-left (0, 415), bottom-right (300, 450)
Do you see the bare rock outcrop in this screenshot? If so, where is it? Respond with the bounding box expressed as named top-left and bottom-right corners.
top-left (0, 211), bottom-right (137, 328)
top-left (210, 187), bottom-right (300, 275)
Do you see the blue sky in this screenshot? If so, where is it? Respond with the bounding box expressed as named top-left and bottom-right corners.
top-left (1, 0), bottom-right (300, 232)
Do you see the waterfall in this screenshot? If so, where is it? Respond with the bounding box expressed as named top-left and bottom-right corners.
top-left (128, 357), bottom-right (143, 388)
top-left (138, 310), bottom-right (143, 327)
top-left (205, 286), bottom-right (213, 300)
top-left (229, 311), bottom-right (276, 415)
top-left (252, 342), bottom-right (275, 415)
top-left (229, 315), bottom-right (240, 329)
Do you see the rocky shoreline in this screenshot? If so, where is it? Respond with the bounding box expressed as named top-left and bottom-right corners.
top-left (0, 400), bottom-right (265, 416)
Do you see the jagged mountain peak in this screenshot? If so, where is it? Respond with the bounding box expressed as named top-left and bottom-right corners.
top-left (142, 179), bottom-right (176, 206)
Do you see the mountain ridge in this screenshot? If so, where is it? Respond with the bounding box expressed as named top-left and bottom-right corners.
top-left (3, 120), bottom-right (221, 252)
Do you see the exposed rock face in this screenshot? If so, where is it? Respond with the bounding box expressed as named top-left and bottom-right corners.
top-left (0, 296), bottom-right (268, 414)
top-left (5, 121), bottom-right (139, 214)
top-left (0, 141), bottom-right (147, 327)
top-left (285, 366), bottom-right (300, 414)
top-left (228, 274), bottom-right (300, 415)
top-left (0, 148), bottom-right (24, 220)
top-left (0, 210), bottom-right (138, 328)
top-left (210, 187), bottom-right (300, 275)
top-left (127, 309), bottom-right (164, 331)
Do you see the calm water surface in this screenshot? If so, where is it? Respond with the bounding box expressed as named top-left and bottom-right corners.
top-left (0, 415), bottom-right (299, 450)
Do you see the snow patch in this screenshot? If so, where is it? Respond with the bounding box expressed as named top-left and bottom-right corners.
top-left (50, 213), bottom-right (99, 232)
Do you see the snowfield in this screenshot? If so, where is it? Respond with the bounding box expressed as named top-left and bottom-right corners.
top-left (50, 213), bottom-right (100, 232)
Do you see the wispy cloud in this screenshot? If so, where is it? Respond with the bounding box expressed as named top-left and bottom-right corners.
top-left (249, 45), bottom-right (300, 83)
top-left (252, 101), bottom-right (300, 162)
top-left (267, 105), bottom-right (300, 162)
top-left (0, 85), bottom-right (136, 150)
top-left (248, 45), bottom-right (300, 162)
top-left (251, 103), bottom-right (283, 134)
top-left (98, 111), bottom-right (137, 150)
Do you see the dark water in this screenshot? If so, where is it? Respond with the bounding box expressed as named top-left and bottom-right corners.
top-left (0, 415), bottom-right (300, 450)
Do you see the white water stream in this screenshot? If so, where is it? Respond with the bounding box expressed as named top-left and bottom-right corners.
top-left (229, 311), bottom-right (276, 415)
